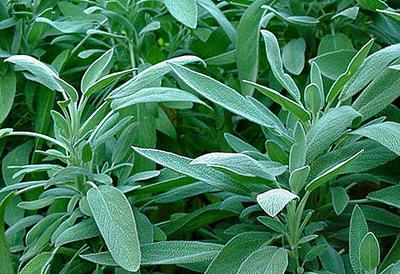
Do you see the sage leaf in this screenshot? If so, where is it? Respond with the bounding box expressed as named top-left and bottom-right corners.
top-left (360, 232), bottom-right (380, 271)
top-left (257, 189), bottom-right (299, 217)
top-left (87, 185), bottom-right (141, 272)
top-left (163, 0), bottom-right (197, 29)
top-left (350, 205), bottom-right (369, 274)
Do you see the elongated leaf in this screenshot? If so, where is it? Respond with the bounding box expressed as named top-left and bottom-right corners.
top-left (36, 17), bottom-right (93, 33)
top-left (236, 0), bottom-right (268, 95)
top-left (87, 185), bottom-right (141, 272)
top-left (305, 106), bottom-right (360, 162)
top-left (133, 147), bottom-right (249, 194)
top-left (5, 55), bottom-right (61, 91)
top-left (197, 0), bottom-right (236, 43)
top-left (55, 219), bottom-right (99, 247)
top-left (19, 252), bottom-right (51, 274)
top-left (238, 246), bottom-right (288, 274)
top-left (111, 87), bottom-right (207, 110)
top-left (350, 205), bottom-right (369, 274)
top-left (305, 150), bottom-right (363, 192)
top-left (168, 62), bottom-right (287, 135)
top-left (0, 192), bottom-right (15, 274)
top-left (206, 232), bottom-right (272, 274)
top-left (351, 122), bottom-right (400, 155)
top-left (342, 43), bottom-right (400, 100)
top-left (2, 141), bottom-right (33, 185)
top-left (264, 6), bottom-right (319, 26)
top-left (289, 165), bottom-right (310, 194)
top-left (191, 152), bottom-right (275, 181)
top-left (360, 232), bottom-right (380, 271)
top-left (261, 30), bottom-right (300, 101)
top-left (257, 189), bottom-right (298, 217)
top-left (110, 56), bottom-right (204, 98)
top-left (0, 70), bottom-right (16, 124)
top-left (367, 185), bottom-right (400, 209)
top-left (163, 0), bottom-right (197, 28)
top-left (327, 39), bottom-right (374, 104)
top-left (245, 80), bottom-right (310, 122)
top-left (81, 49), bottom-right (113, 93)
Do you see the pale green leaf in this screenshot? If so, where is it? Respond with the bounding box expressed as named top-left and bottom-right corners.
top-left (257, 189), bottom-right (298, 217)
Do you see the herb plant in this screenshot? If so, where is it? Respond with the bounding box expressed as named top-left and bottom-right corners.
top-left (1, 0), bottom-right (400, 274)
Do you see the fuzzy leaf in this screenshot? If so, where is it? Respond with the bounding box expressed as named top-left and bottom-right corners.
top-left (257, 189), bottom-right (298, 217)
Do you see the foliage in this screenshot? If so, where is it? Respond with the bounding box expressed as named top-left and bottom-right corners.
top-left (1, 0), bottom-right (400, 273)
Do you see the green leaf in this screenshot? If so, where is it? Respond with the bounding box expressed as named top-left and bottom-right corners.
top-left (111, 87), bottom-right (207, 110)
top-left (261, 30), bottom-right (300, 101)
top-left (0, 70), bottom-right (16, 124)
top-left (197, 0), bottom-right (236, 43)
top-left (282, 38), bottom-right (306, 75)
top-left (327, 39), bottom-right (374, 104)
top-left (289, 165), bottom-right (310, 194)
top-left (332, 7), bottom-right (359, 20)
top-left (257, 216), bottom-right (286, 233)
top-left (0, 192), bottom-right (16, 274)
top-left (331, 187), bottom-right (350, 215)
top-left (342, 44), bottom-right (400, 100)
top-left (360, 232), bottom-right (380, 271)
top-left (2, 141), bottom-right (33, 185)
top-left (311, 50), bottom-right (357, 82)
top-left (304, 83), bottom-right (323, 117)
top-left (352, 67), bottom-right (400, 121)
top-left (367, 185), bottom-right (400, 209)
top-left (244, 80), bottom-right (311, 122)
top-left (357, 0), bottom-right (388, 10)
top-left (238, 246), bottom-right (288, 274)
top-left (55, 219), bottom-right (100, 247)
top-left (167, 62), bottom-right (287, 135)
top-left (351, 122), bottom-right (400, 155)
top-left (264, 6), bottom-right (319, 26)
top-left (257, 189), bottom-right (298, 217)
top-left (305, 150), bottom-right (363, 192)
top-left (5, 55), bottom-right (61, 91)
top-left (163, 0), bottom-right (197, 28)
top-left (350, 205), bottom-right (369, 274)
top-left (236, 0), bottom-right (268, 96)
top-left (81, 49), bottom-right (113, 93)
top-left (191, 152), bottom-right (275, 181)
top-left (305, 106), bottom-right (361, 162)
top-left (205, 232), bottom-right (272, 274)
top-left (141, 241), bottom-right (223, 265)
top-left (19, 252), bottom-right (51, 274)
top-left (318, 33), bottom-right (354, 55)
top-left (110, 55), bottom-right (204, 98)
top-left (87, 185), bottom-right (141, 272)
top-left (133, 147), bottom-right (250, 194)
top-left (35, 17), bottom-right (93, 33)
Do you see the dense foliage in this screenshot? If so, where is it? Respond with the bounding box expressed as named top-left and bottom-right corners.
top-left (1, 0), bottom-right (400, 273)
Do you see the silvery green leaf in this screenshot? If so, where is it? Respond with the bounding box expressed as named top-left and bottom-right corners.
top-left (304, 83), bottom-right (322, 117)
top-left (81, 49), bottom-right (113, 93)
top-left (110, 55), bottom-right (204, 98)
top-left (360, 232), bottom-right (380, 271)
top-left (331, 187), bottom-right (350, 215)
top-left (351, 122), bottom-right (400, 155)
top-left (236, 0), bottom-right (269, 96)
top-left (55, 218), bottom-right (99, 247)
top-left (191, 152), bottom-right (275, 181)
top-left (309, 50), bottom-right (356, 80)
top-left (257, 189), bottom-right (298, 217)
top-left (342, 43), bottom-right (400, 100)
top-left (87, 185), bottom-right (141, 272)
top-left (305, 106), bottom-right (361, 162)
top-left (289, 165), bottom-right (310, 194)
top-left (261, 30), bottom-right (300, 101)
top-left (332, 7), bottom-right (359, 20)
top-left (0, 70), bottom-right (16, 124)
top-left (350, 205), bottom-right (369, 274)
top-left (19, 252), bottom-right (51, 274)
top-left (327, 39), bottom-right (374, 104)
top-left (367, 185), bottom-right (400, 209)
top-left (244, 80), bottom-right (310, 122)
top-left (5, 55), bottom-right (61, 91)
top-left (264, 6), bottom-right (319, 26)
top-left (111, 87), bottom-right (207, 110)
top-left (133, 147), bottom-right (250, 195)
top-left (163, 0), bottom-right (197, 28)
top-left (35, 17), bottom-right (93, 33)
top-left (238, 246), bottom-right (288, 274)
top-left (305, 150), bottom-right (363, 192)
top-left (167, 62), bottom-right (288, 135)
top-left (197, 0), bottom-right (236, 43)
top-left (282, 38), bottom-right (306, 75)
top-left (206, 232), bottom-right (272, 274)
